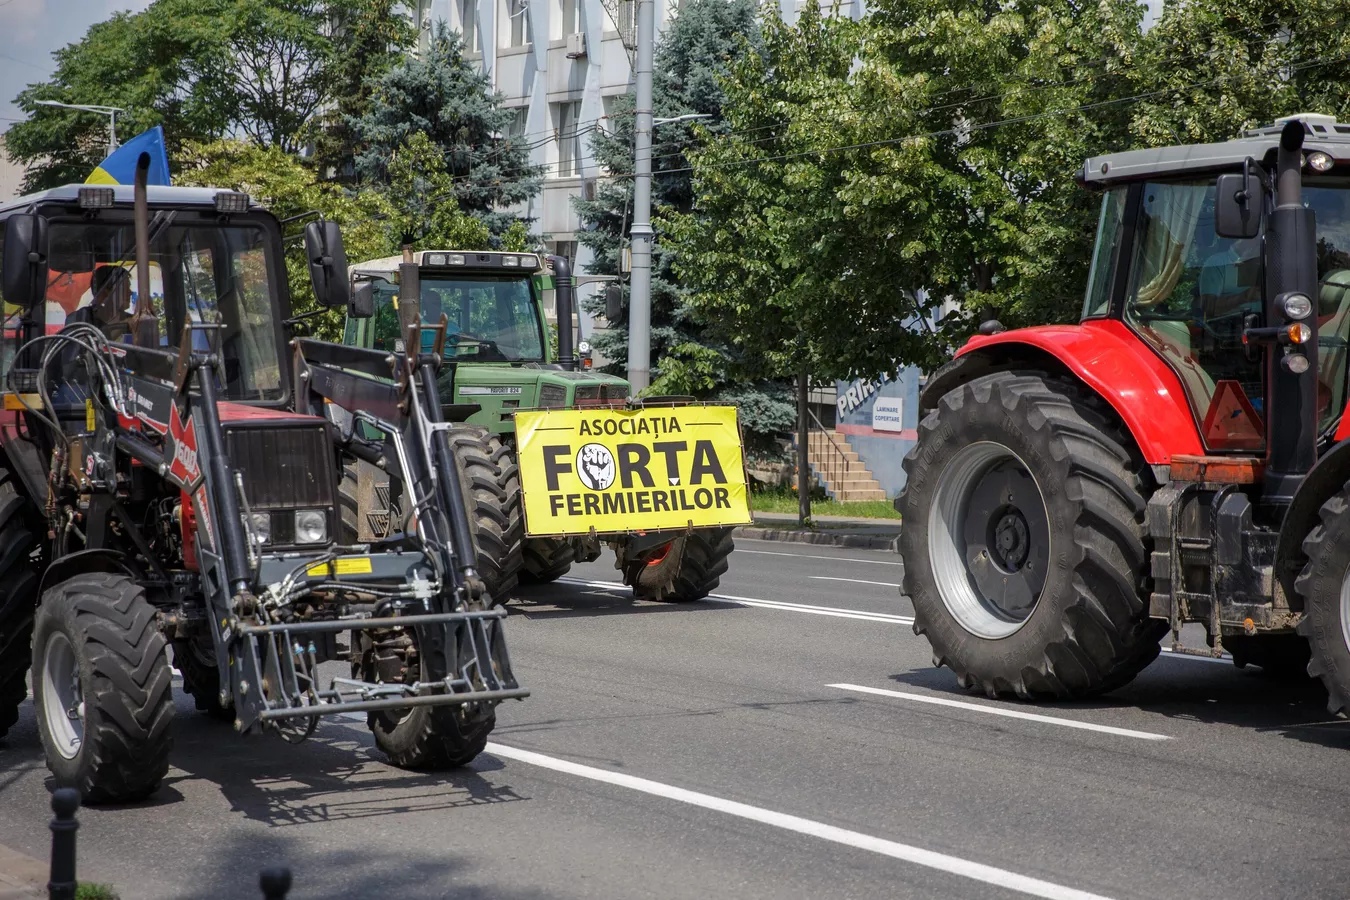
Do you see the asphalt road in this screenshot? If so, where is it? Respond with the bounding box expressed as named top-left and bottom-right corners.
top-left (2, 538), bottom-right (1349, 899)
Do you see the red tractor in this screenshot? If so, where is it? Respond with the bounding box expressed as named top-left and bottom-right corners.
top-left (898, 114), bottom-right (1350, 713)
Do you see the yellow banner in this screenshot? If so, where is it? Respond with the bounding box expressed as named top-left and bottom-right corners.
top-left (516, 406), bottom-right (752, 537)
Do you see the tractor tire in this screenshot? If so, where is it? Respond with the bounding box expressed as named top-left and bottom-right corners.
top-left (1225, 634), bottom-right (1312, 680)
top-left (340, 430), bottom-right (524, 605)
top-left (339, 461), bottom-right (360, 544)
top-left (0, 470), bottom-right (40, 741)
top-left (1295, 484), bottom-right (1350, 714)
top-left (355, 631), bottom-right (494, 769)
top-left (897, 371), bottom-right (1163, 699)
top-left (618, 528), bottom-right (735, 602)
top-left (32, 573), bottom-right (174, 804)
top-left (520, 537), bottom-right (576, 584)
top-left (448, 427), bottom-right (523, 605)
top-left (172, 634), bottom-right (233, 720)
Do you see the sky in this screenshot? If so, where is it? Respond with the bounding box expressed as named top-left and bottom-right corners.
top-left (0, 0), bottom-right (154, 131)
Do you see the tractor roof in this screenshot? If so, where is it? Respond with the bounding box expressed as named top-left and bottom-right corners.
top-left (1079, 114), bottom-right (1350, 187)
top-left (0, 184), bottom-right (261, 214)
top-left (349, 250), bottom-right (546, 279)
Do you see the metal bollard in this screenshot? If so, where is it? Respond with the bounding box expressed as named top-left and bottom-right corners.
top-left (259, 867), bottom-right (292, 899)
top-left (47, 788), bottom-right (80, 900)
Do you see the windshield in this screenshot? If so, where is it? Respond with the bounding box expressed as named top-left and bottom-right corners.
top-left (367, 273), bottom-right (545, 363)
top-left (41, 218), bottom-right (285, 401)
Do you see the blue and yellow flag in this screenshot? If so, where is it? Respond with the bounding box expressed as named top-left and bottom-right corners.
top-left (85, 126), bottom-right (171, 186)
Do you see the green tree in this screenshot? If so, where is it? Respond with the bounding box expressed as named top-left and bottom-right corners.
top-left (7, 0), bottom-right (398, 192)
top-left (669, 0), bottom-right (1148, 384)
top-left (306, 0), bottom-right (419, 180)
top-left (575, 0), bottom-right (792, 453)
top-left (174, 137), bottom-right (485, 332)
top-left (350, 23), bottom-right (542, 239)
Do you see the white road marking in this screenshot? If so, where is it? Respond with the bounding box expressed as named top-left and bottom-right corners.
top-left (1158, 648), bottom-right (1232, 665)
top-left (559, 578), bottom-right (914, 625)
top-left (828, 684), bottom-right (1171, 741)
top-left (486, 741), bottom-right (1117, 900)
top-left (556, 580), bottom-right (1246, 668)
top-left (810, 576), bottom-right (900, 588)
top-left (736, 546), bottom-right (904, 566)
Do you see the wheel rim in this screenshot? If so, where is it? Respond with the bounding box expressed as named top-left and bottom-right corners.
top-left (928, 441), bottom-right (1051, 639)
top-left (1340, 565), bottom-right (1350, 656)
top-left (645, 541), bottom-right (674, 567)
top-left (41, 632), bottom-right (85, 761)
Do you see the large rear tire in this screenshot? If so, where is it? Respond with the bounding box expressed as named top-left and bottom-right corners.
top-left (520, 537), bottom-right (576, 584)
top-left (448, 427), bottom-right (523, 605)
top-left (1295, 485), bottom-right (1350, 713)
top-left (897, 371), bottom-right (1163, 699)
top-left (0, 470), bottom-right (40, 740)
top-left (340, 428), bottom-right (523, 605)
top-left (32, 573), bottom-right (174, 804)
top-left (618, 528), bottom-right (735, 602)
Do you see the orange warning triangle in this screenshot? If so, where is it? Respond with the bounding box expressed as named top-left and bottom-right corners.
top-left (1201, 380), bottom-right (1264, 451)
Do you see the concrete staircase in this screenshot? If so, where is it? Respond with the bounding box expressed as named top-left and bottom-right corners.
top-left (806, 430), bottom-right (886, 501)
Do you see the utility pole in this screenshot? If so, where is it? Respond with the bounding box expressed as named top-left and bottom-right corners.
top-left (625, 0), bottom-right (656, 395)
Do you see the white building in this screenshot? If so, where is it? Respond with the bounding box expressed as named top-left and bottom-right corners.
top-left (408, 0), bottom-right (851, 341)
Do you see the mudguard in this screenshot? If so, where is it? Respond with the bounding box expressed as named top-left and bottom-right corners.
top-left (930, 319), bottom-right (1204, 466)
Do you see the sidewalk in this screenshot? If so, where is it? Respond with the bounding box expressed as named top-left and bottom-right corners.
top-left (0, 842), bottom-right (46, 899)
top-left (733, 511), bottom-right (904, 551)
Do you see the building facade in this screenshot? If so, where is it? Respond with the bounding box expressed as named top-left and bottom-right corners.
top-left (410, 0), bottom-right (857, 343)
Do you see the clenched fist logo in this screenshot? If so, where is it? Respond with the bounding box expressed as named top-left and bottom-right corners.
top-left (576, 443), bottom-right (616, 491)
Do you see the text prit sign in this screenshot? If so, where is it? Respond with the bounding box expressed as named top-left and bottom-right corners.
top-left (515, 406), bottom-right (752, 536)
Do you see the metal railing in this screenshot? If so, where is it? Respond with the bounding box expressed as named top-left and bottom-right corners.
top-left (803, 406), bottom-right (855, 500)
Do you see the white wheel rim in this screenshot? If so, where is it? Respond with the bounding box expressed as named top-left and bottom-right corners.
top-left (927, 441), bottom-right (1051, 639)
top-left (41, 632), bottom-right (84, 761)
top-left (1340, 566), bottom-right (1350, 656)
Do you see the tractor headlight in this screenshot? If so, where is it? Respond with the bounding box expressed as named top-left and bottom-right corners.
top-left (1307, 151), bottom-right (1335, 173)
top-left (1284, 352), bottom-right (1311, 374)
top-left (1282, 292), bottom-right (1313, 320)
top-left (295, 510), bottom-right (328, 544)
top-left (539, 384), bottom-right (567, 408)
top-left (249, 512), bottom-right (271, 545)
top-left (1288, 322), bottom-right (1313, 344)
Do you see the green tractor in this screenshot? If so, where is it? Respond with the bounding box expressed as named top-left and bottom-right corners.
top-left (340, 249), bottom-right (737, 603)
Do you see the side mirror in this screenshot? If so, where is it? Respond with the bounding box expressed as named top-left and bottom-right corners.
top-left (303, 220), bottom-right (350, 309)
top-left (1215, 171), bottom-right (1262, 239)
top-left (604, 283), bottom-right (622, 322)
top-left (349, 279), bottom-right (374, 319)
top-left (3, 214), bottom-right (49, 309)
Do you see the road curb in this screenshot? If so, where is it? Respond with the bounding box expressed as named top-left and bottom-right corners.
top-left (733, 526), bottom-right (899, 552)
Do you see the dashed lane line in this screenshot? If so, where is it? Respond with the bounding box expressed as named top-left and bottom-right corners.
top-left (485, 741), bottom-right (1118, 900)
top-left (827, 684), bottom-right (1172, 741)
top-left (559, 578), bottom-right (914, 624)
top-left (809, 575), bottom-right (901, 588)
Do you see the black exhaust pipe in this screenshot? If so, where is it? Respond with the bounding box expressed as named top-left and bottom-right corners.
top-left (550, 254), bottom-right (576, 370)
top-left (1264, 118), bottom-right (1319, 506)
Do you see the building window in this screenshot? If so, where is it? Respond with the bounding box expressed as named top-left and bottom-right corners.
top-left (614, 0), bottom-right (634, 36)
top-left (554, 101), bottom-right (582, 177)
top-left (459, 0), bottom-right (480, 52)
top-left (507, 106), bottom-right (529, 145)
top-left (559, 0), bottom-right (582, 36)
top-left (504, 0), bottom-right (531, 47)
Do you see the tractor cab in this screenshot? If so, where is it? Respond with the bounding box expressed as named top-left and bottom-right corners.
top-left (1073, 114), bottom-right (1350, 457)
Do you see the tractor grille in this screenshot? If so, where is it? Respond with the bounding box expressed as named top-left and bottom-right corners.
top-left (224, 424), bottom-right (336, 511)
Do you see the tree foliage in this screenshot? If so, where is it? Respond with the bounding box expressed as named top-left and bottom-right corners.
top-left (574, 0), bottom-right (791, 450)
top-left (7, 0), bottom-right (413, 192)
top-left (350, 23), bottom-right (542, 239)
top-left (174, 137), bottom-right (487, 333)
top-left (669, 0), bottom-right (1146, 382)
